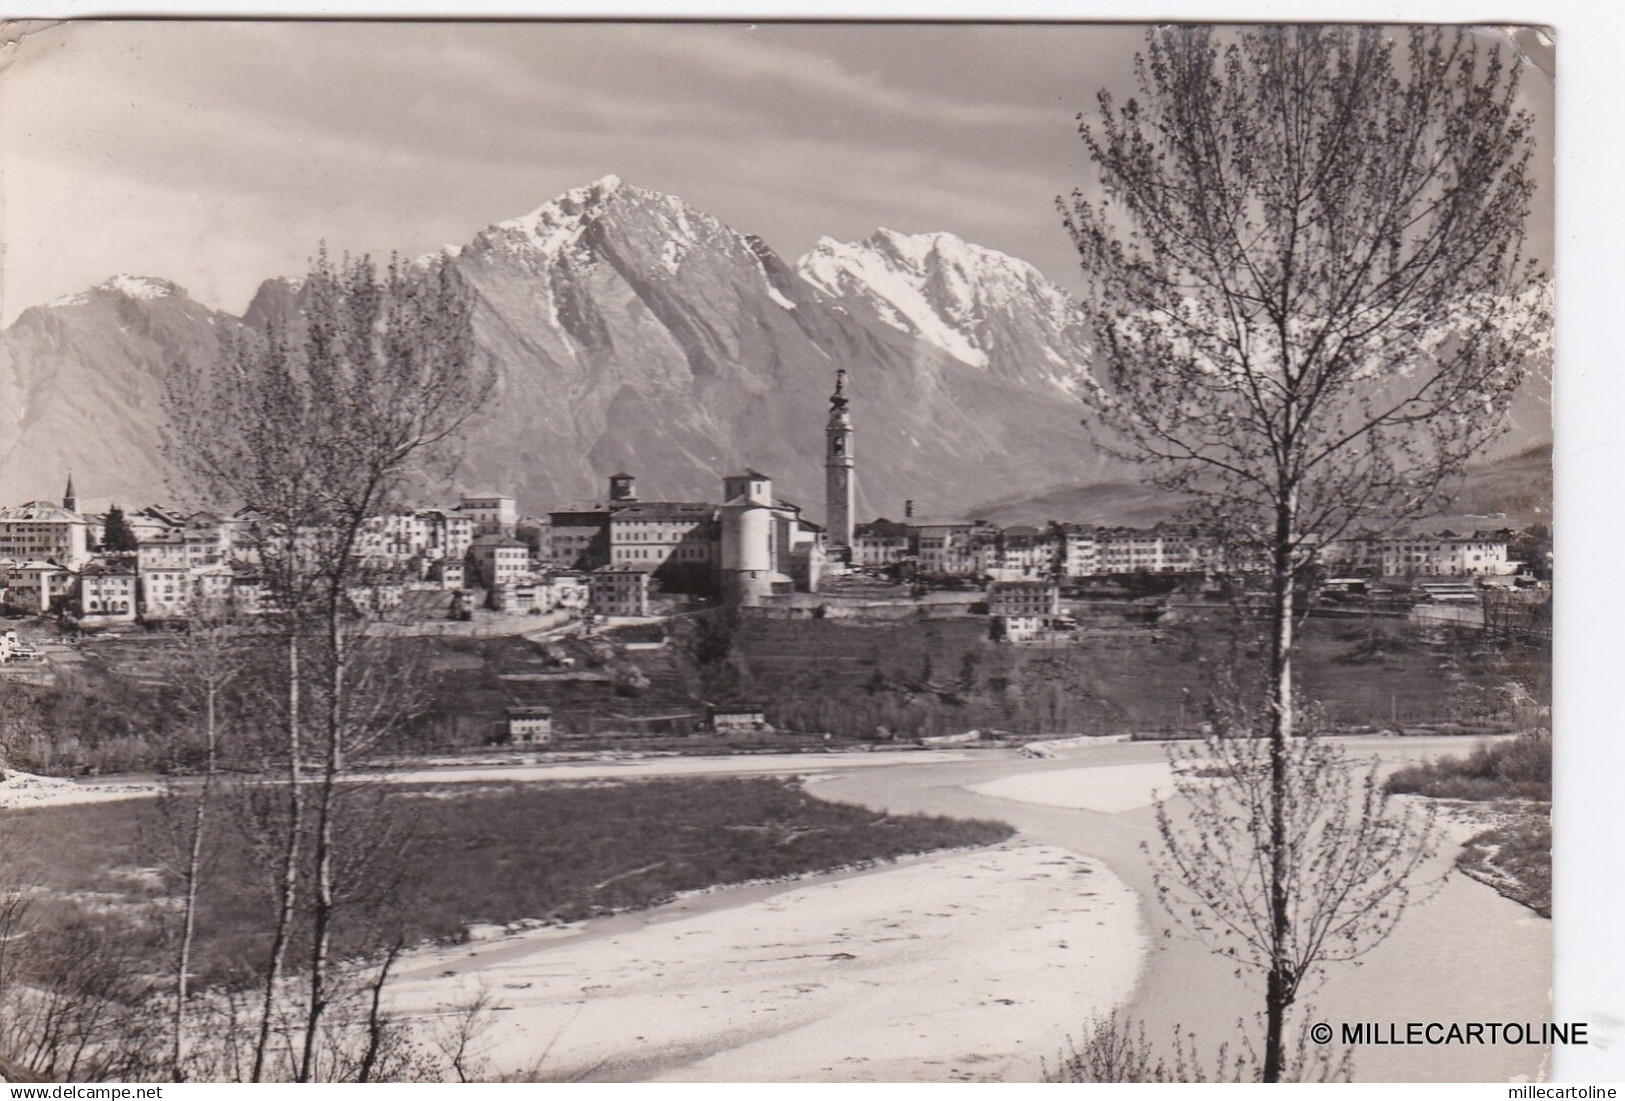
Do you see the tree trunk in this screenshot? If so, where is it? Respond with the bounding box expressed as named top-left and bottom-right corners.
top-left (252, 629), bottom-right (303, 1084)
top-left (356, 942), bottom-right (401, 1083)
top-left (1264, 489), bottom-right (1298, 1083)
top-left (299, 592), bottom-right (346, 1081)
top-left (172, 675), bottom-right (219, 1080)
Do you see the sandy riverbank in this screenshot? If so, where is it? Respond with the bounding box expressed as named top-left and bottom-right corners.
top-left (0, 770), bottom-right (157, 808)
top-left (383, 841), bottom-right (1144, 1082)
top-left (967, 761), bottom-right (1175, 813)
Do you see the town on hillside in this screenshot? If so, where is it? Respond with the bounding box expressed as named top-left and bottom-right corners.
top-left (1, 368), bottom-right (1552, 746)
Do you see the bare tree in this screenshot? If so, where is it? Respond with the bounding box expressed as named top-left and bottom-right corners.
top-left (152, 607), bottom-right (245, 1080)
top-left (1047, 1006), bottom-right (1353, 1083)
top-left (164, 247), bottom-right (489, 1081)
top-left (1150, 717), bottom-right (1441, 1075)
top-left (432, 981), bottom-right (498, 1084)
top-left (1062, 25), bottom-right (1548, 1079)
top-left (165, 310), bottom-right (332, 1080)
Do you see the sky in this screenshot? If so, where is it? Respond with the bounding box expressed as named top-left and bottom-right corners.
top-left (0, 21), bottom-right (1554, 326)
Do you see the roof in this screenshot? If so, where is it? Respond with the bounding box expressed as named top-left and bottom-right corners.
top-left (908, 518), bottom-right (985, 531)
top-left (550, 502), bottom-right (613, 518)
top-left (137, 505), bottom-right (187, 524)
top-left (12, 560), bottom-right (69, 572)
top-left (471, 535), bottom-right (527, 548)
top-left (711, 703), bottom-right (767, 714)
top-left (857, 519), bottom-right (911, 538)
top-left (80, 560), bottom-right (136, 577)
top-left (610, 501), bottom-right (714, 522)
top-left (506, 705), bottom-right (554, 718)
top-left (0, 501), bottom-right (86, 523)
top-left (728, 469), bottom-right (771, 481)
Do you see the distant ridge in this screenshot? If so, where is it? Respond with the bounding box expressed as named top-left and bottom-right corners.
top-left (963, 443), bottom-right (1553, 532)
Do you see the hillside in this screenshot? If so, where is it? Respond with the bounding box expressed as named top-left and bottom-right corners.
top-left (964, 479), bottom-right (1188, 528)
top-left (964, 444), bottom-right (1553, 531)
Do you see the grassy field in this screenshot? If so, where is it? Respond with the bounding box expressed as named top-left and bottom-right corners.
top-left (5, 777), bottom-right (1013, 991)
top-left (693, 614), bottom-right (1549, 739)
top-left (15, 605), bottom-right (1551, 769)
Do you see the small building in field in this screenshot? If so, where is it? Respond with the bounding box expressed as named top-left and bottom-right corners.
top-left (986, 579), bottom-right (1060, 618)
top-left (710, 703), bottom-right (771, 734)
top-left (503, 706), bottom-right (553, 746)
top-left (987, 579), bottom-right (1061, 642)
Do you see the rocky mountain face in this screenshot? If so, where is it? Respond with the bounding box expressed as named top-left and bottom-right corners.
top-left (0, 277), bottom-right (244, 508)
top-left (0, 177), bottom-right (1548, 524)
top-left (0, 178), bottom-right (1109, 519)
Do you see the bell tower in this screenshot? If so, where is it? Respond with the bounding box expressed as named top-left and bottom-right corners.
top-left (825, 368), bottom-right (855, 552)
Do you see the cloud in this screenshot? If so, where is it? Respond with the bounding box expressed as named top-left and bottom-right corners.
top-left (626, 25), bottom-right (1063, 132)
top-left (0, 20), bottom-right (1551, 327)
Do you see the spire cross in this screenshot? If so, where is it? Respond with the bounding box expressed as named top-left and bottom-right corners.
top-left (830, 368), bottom-right (849, 410)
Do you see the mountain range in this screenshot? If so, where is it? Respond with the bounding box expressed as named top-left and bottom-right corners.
top-left (0, 176), bottom-right (1550, 526)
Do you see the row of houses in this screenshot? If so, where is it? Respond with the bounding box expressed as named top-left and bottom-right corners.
top-left (850, 518), bottom-right (1523, 581)
top-left (0, 481), bottom-right (669, 624)
top-left (854, 520), bottom-right (1230, 579)
top-left (2, 474), bottom-right (1528, 626)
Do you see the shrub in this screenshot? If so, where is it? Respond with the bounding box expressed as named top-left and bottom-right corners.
top-left (1385, 729), bottom-right (1550, 801)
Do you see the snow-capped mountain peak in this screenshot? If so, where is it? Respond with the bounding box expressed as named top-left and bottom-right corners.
top-left (2, 178), bottom-right (1125, 513)
top-left (97, 275), bottom-right (185, 302)
top-left (476, 176), bottom-right (625, 262)
top-left (40, 275), bottom-right (187, 312)
top-left (469, 174), bottom-right (740, 274)
top-left (796, 229), bottom-right (1089, 383)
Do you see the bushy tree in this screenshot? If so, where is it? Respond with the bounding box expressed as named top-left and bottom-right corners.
top-left (101, 505), bottom-right (139, 553)
top-left (164, 247), bottom-right (489, 1080)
